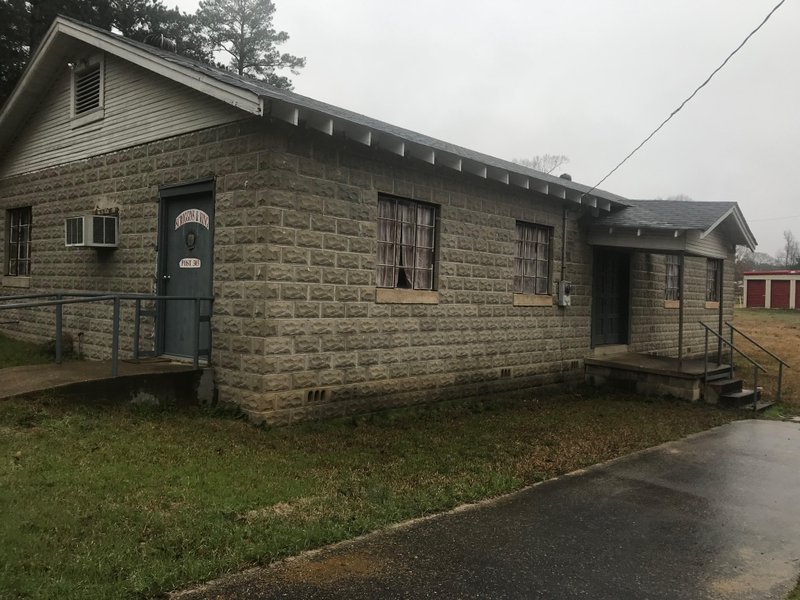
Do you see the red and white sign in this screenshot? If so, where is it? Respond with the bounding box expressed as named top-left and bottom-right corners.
top-left (179, 258), bottom-right (201, 269)
top-left (174, 209), bottom-right (210, 230)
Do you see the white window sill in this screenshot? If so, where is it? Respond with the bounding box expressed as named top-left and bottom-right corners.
top-left (71, 108), bottom-right (105, 129)
top-left (2, 276), bottom-right (31, 289)
top-left (375, 288), bottom-right (439, 304)
top-left (664, 299), bottom-right (680, 309)
top-left (513, 293), bottom-right (553, 307)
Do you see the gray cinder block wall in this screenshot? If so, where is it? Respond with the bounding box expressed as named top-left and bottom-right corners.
top-left (629, 252), bottom-right (734, 357)
top-left (0, 118), bottom-right (733, 422)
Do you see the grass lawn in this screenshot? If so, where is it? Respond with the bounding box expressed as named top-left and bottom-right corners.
top-left (732, 308), bottom-right (800, 414)
top-left (0, 391), bottom-right (741, 599)
top-left (790, 581), bottom-right (800, 600)
top-left (0, 332), bottom-right (53, 368)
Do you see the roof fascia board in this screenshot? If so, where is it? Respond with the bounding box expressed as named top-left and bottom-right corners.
top-left (0, 19), bottom-right (63, 127)
top-left (700, 206), bottom-right (735, 239)
top-left (700, 205), bottom-right (756, 250)
top-left (0, 16), bottom-right (629, 214)
top-left (59, 18), bottom-right (261, 115)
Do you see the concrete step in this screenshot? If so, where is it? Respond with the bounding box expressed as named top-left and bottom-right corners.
top-left (741, 400), bottom-right (776, 412)
top-left (705, 369), bottom-right (733, 382)
top-left (720, 388), bottom-right (758, 408)
top-left (708, 378), bottom-right (743, 395)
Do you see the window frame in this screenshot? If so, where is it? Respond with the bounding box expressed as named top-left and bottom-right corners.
top-left (376, 194), bottom-right (438, 292)
top-left (665, 254), bottom-right (681, 302)
top-left (706, 258), bottom-right (722, 303)
top-left (70, 54), bottom-right (105, 128)
top-left (5, 206), bottom-right (32, 278)
top-left (514, 221), bottom-right (553, 297)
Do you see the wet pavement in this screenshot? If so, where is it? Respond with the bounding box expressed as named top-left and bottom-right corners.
top-left (175, 420), bottom-right (800, 600)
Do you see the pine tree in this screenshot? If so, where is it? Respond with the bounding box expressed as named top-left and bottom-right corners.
top-left (197, 0), bottom-right (305, 89)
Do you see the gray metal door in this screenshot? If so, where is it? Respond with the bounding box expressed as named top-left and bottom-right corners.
top-left (158, 182), bottom-right (214, 358)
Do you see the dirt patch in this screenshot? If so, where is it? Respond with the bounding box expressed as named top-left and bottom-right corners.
top-left (239, 502), bottom-right (297, 522)
top-left (277, 551), bottom-right (404, 586)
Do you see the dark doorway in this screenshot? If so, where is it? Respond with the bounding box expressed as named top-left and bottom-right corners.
top-left (591, 248), bottom-right (630, 347)
top-left (157, 180), bottom-right (215, 358)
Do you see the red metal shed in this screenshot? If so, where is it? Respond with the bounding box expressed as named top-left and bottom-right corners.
top-left (743, 270), bottom-right (800, 310)
top-left (746, 279), bottom-right (766, 308)
top-left (772, 280), bottom-right (791, 309)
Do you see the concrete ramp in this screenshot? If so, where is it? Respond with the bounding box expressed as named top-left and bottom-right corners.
top-left (0, 359), bottom-right (206, 405)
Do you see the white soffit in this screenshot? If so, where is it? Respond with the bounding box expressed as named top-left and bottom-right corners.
top-left (284, 106), bottom-right (613, 211)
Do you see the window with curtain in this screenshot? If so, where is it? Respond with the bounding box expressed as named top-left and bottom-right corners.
top-left (514, 222), bottom-right (551, 295)
top-left (376, 195), bottom-right (437, 290)
top-left (6, 206), bottom-right (32, 277)
top-left (665, 255), bottom-right (681, 300)
top-left (706, 259), bottom-right (722, 302)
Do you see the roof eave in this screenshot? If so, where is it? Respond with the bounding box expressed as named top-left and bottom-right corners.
top-left (255, 93), bottom-right (628, 211)
top-left (0, 18), bottom-right (63, 149)
top-left (699, 204), bottom-right (757, 251)
top-left (0, 16), bottom-right (628, 213)
top-left (59, 18), bottom-right (262, 114)
top-left (0, 17), bottom-right (261, 149)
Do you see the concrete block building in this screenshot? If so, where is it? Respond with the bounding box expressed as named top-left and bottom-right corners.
top-left (0, 17), bottom-right (757, 422)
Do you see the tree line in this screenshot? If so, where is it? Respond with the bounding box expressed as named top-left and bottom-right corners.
top-left (0, 0), bottom-right (305, 107)
top-left (735, 230), bottom-right (800, 280)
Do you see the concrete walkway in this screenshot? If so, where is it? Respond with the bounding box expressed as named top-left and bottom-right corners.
top-left (0, 359), bottom-right (198, 400)
top-left (174, 420), bottom-right (800, 600)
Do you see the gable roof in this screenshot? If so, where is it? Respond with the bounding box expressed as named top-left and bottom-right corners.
top-left (0, 16), bottom-right (629, 211)
top-left (0, 16), bottom-right (758, 253)
top-left (590, 199), bottom-right (757, 250)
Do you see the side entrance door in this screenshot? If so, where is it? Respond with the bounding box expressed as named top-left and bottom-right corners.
top-left (591, 248), bottom-right (630, 347)
top-left (158, 180), bottom-right (215, 358)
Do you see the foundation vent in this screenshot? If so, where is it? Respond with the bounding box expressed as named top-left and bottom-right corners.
top-left (500, 368), bottom-right (511, 378)
top-left (306, 388), bottom-right (331, 403)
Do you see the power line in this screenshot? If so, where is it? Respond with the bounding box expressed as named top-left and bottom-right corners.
top-left (749, 214), bottom-right (800, 222)
top-left (581, 0), bottom-right (787, 200)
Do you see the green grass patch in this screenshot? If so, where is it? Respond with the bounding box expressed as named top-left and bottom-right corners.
top-left (789, 578), bottom-right (800, 600)
top-left (735, 308), bottom-right (800, 325)
top-left (0, 333), bottom-right (53, 367)
top-left (0, 391), bottom-right (741, 599)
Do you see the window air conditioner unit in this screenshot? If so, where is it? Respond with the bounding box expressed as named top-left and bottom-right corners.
top-left (65, 215), bottom-right (118, 248)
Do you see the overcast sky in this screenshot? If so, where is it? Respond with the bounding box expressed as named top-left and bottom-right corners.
top-left (174, 0), bottom-right (799, 256)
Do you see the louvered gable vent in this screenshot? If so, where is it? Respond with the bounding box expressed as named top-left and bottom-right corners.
top-left (74, 64), bottom-right (101, 115)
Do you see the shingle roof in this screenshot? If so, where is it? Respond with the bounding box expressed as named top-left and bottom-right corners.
top-left (592, 199), bottom-right (739, 230)
top-left (49, 17), bottom-right (630, 206)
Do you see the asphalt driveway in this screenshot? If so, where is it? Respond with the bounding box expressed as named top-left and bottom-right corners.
top-left (175, 420), bottom-right (800, 600)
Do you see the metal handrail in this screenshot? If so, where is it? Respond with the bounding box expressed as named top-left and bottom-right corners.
top-left (700, 321), bottom-right (766, 413)
top-left (0, 295), bottom-right (117, 310)
top-left (699, 322), bottom-right (766, 373)
top-left (725, 321), bottom-right (791, 368)
top-left (724, 320), bottom-right (790, 405)
top-left (0, 293), bottom-right (213, 375)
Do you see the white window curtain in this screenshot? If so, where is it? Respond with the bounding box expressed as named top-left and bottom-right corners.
top-left (377, 196), bottom-right (436, 290)
top-left (515, 222), bottom-right (550, 295)
top-left (377, 199), bottom-right (397, 287)
top-left (665, 255), bottom-right (681, 300)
